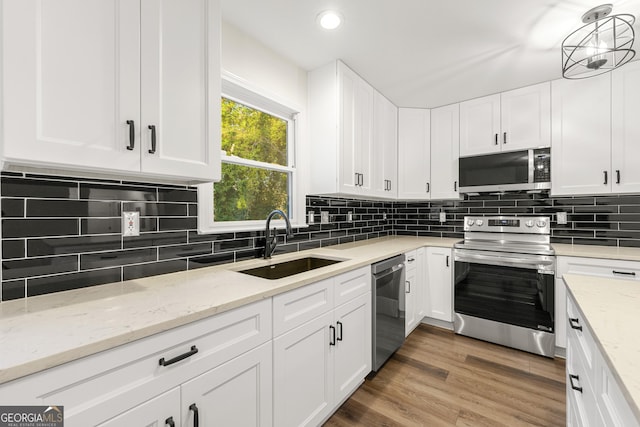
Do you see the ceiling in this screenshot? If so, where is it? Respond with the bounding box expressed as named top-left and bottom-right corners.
top-left (221, 0), bottom-right (640, 108)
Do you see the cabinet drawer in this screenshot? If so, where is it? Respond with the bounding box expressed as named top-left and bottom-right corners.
top-left (405, 250), bottom-right (418, 271)
top-left (567, 296), bottom-right (596, 376)
top-left (0, 299), bottom-right (272, 426)
top-left (558, 256), bottom-right (640, 281)
top-left (273, 278), bottom-right (334, 337)
top-left (334, 266), bottom-right (371, 307)
top-left (566, 341), bottom-right (600, 427)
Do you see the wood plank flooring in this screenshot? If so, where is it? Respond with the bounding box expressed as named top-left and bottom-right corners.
top-left (324, 324), bottom-right (566, 427)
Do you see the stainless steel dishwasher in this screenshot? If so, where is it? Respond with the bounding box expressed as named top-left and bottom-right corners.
top-left (371, 254), bottom-right (406, 373)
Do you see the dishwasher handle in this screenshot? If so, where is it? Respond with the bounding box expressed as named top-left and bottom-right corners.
top-left (373, 263), bottom-right (404, 279)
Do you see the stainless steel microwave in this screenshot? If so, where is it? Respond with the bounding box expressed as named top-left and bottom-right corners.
top-left (458, 148), bottom-right (550, 193)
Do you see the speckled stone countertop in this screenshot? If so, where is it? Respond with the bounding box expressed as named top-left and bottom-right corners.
top-left (553, 243), bottom-right (640, 262)
top-left (0, 236), bottom-right (458, 385)
top-left (564, 273), bottom-right (640, 420)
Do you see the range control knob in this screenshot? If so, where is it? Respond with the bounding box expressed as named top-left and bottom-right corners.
top-left (466, 219), bottom-right (475, 226)
top-left (476, 219), bottom-right (484, 226)
top-left (536, 220), bottom-right (547, 228)
top-left (525, 220), bottom-right (534, 228)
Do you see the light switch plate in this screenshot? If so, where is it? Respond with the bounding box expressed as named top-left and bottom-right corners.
top-left (557, 211), bottom-right (568, 225)
top-left (123, 211), bottom-right (140, 236)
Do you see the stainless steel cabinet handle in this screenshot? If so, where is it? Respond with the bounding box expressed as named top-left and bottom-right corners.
top-left (405, 280), bottom-right (411, 293)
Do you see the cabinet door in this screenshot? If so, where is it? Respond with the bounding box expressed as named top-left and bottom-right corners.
top-left (459, 94), bottom-right (501, 156)
top-left (500, 82), bottom-right (551, 151)
top-left (181, 342), bottom-right (273, 427)
top-left (338, 63), bottom-right (373, 195)
top-left (273, 312), bottom-right (334, 427)
top-left (551, 75), bottom-right (611, 196)
top-left (425, 247), bottom-right (453, 322)
top-left (371, 91), bottom-right (398, 198)
top-left (333, 292), bottom-right (371, 404)
top-left (430, 104), bottom-right (460, 200)
top-left (97, 388), bottom-right (181, 427)
top-left (2, 0), bottom-right (141, 173)
top-left (397, 108), bottom-right (430, 199)
top-left (612, 60), bottom-right (640, 194)
top-left (140, 0), bottom-right (220, 182)
top-left (405, 265), bottom-right (418, 336)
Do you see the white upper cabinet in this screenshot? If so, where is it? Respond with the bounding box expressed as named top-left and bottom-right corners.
top-left (612, 60), bottom-right (640, 194)
top-left (551, 74), bottom-right (611, 196)
top-left (459, 82), bottom-right (550, 157)
top-left (430, 104), bottom-right (460, 200)
top-left (371, 91), bottom-right (398, 198)
top-left (397, 108), bottom-right (430, 200)
top-left (309, 60), bottom-right (377, 197)
top-left (1, 0), bottom-right (220, 183)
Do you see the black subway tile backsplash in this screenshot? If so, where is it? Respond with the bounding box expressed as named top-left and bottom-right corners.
top-left (5, 174), bottom-right (640, 302)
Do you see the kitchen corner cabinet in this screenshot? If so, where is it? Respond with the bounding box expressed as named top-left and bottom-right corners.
top-left (308, 61), bottom-right (375, 197)
top-left (1, 0), bottom-right (220, 183)
top-left (273, 267), bottom-right (371, 427)
top-left (430, 104), bottom-right (461, 200)
top-left (425, 247), bottom-right (453, 322)
top-left (405, 248), bottom-right (427, 335)
top-left (371, 91), bottom-right (398, 198)
top-left (459, 82), bottom-right (550, 157)
top-left (397, 108), bottom-right (431, 200)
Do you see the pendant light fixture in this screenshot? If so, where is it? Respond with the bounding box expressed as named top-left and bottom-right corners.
top-left (561, 4), bottom-right (636, 79)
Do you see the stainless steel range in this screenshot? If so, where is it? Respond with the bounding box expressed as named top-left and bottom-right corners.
top-left (453, 216), bottom-right (555, 358)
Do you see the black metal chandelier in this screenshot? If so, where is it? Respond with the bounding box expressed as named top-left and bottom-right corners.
top-left (562, 4), bottom-right (636, 79)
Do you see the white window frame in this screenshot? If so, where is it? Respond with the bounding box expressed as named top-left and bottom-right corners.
top-left (197, 73), bottom-right (306, 233)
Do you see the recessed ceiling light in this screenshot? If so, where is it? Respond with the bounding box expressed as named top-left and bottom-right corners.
top-left (317, 10), bottom-right (342, 30)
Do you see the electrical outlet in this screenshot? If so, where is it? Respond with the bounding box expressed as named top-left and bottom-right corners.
top-left (123, 211), bottom-right (140, 237)
top-left (347, 211), bottom-right (353, 222)
top-left (557, 211), bottom-right (568, 225)
top-left (439, 211), bottom-right (447, 223)
top-left (383, 212), bottom-right (387, 220)
top-left (321, 211), bottom-right (329, 224)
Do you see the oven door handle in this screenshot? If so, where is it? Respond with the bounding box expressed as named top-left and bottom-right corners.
top-left (454, 251), bottom-right (554, 271)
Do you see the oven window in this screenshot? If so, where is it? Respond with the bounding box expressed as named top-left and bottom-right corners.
top-left (454, 262), bottom-right (554, 331)
top-left (459, 150), bottom-right (529, 187)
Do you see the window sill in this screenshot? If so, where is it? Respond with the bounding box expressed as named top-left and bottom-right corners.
top-left (197, 222), bottom-right (309, 235)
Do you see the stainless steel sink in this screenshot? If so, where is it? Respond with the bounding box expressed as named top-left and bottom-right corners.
top-left (238, 257), bottom-right (343, 280)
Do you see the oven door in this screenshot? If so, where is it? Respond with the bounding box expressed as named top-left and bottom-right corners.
top-left (453, 249), bottom-right (555, 332)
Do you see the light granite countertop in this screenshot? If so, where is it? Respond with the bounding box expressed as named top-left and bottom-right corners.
top-left (0, 236), bottom-right (457, 385)
top-left (564, 273), bottom-right (640, 420)
top-left (553, 243), bottom-right (640, 262)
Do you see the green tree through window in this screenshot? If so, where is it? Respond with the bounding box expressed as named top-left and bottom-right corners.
top-left (214, 98), bottom-right (290, 221)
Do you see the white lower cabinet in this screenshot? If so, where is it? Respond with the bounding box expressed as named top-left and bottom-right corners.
top-left (556, 256), bottom-right (640, 350)
top-left (425, 247), bottom-right (453, 322)
top-left (566, 293), bottom-right (639, 427)
top-left (272, 267), bottom-right (372, 427)
top-left (405, 248), bottom-right (426, 335)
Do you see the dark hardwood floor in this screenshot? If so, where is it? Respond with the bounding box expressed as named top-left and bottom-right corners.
top-left (325, 324), bottom-right (566, 427)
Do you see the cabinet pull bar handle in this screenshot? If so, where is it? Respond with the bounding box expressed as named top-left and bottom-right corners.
top-left (426, 182), bottom-right (430, 193)
top-left (159, 345), bottom-right (198, 366)
top-left (329, 325), bottom-right (336, 346)
top-left (126, 120), bottom-right (135, 150)
top-left (446, 255), bottom-right (450, 267)
top-left (568, 317), bottom-right (582, 331)
top-left (616, 169), bottom-right (621, 184)
top-left (569, 374), bottom-right (583, 393)
top-left (406, 280), bottom-right (411, 293)
top-left (454, 181), bottom-right (457, 192)
top-left (613, 270), bottom-right (636, 276)
top-left (189, 404), bottom-right (199, 427)
top-left (148, 125), bottom-right (157, 154)
top-left (604, 171), bottom-right (608, 185)
top-left (165, 417), bottom-right (175, 427)
top-left (336, 321), bottom-right (343, 341)
top-left (494, 133), bottom-right (498, 145)
top-left (354, 173), bottom-right (359, 187)
top-left (360, 173), bottom-right (364, 186)
top-left (503, 132), bottom-right (507, 144)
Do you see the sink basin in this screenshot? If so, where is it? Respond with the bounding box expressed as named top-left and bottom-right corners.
top-left (238, 257), bottom-right (343, 280)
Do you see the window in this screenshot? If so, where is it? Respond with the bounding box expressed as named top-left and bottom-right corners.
top-left (198, 77), bottom-right (304, 233)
